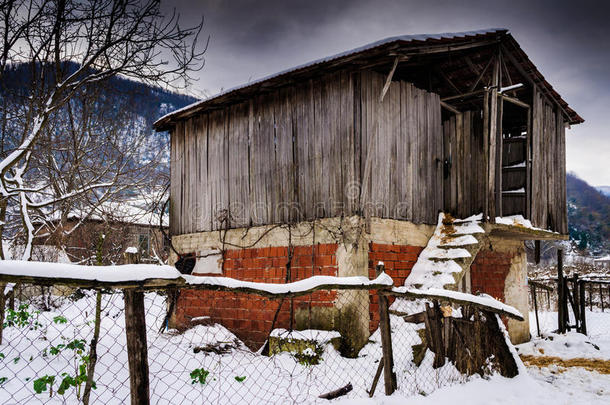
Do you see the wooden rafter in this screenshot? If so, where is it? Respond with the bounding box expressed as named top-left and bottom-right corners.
top-left (469, 55), bottom-right (494, 92)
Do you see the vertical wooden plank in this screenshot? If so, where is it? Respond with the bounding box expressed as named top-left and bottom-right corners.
top-left (208, 109), bottom-right (229, 230)
top-left (341, 71), bottom-right (356, 215)
top-left (558, 117), bottom-right (567, 233)
top-left (329, 73), bottom-right (343, 217)
top-left (399, 81), bottom-right (410, 218)
top-left (353, 72), bottom-right (362, 213)
top-left (496, 97), bottom-right (504, 217)
top-left (488, 87), bottom-right (498, 222)
top-left (405, 82), bottom-right (415, 221)
top-left (462, 111), bottom-right (471, 216)
top-left (412, 86), bottom-right (426, 224)
top-left (228, 103), bottom-right (250, 228)
top-left (482, 89), bottom-right (490, 222)
top-left (434, 94), bottom-right (443, 215)
top-left (456, 112), bottom-right (464, 216)
top-left (388, 80), bottom-right (401, 218)
top-left (169, 128), bottom-right (178, 236)
top-left (313, 78), bottom-right (325, 218)
top-left (526, 102), bottom-right (532, 221)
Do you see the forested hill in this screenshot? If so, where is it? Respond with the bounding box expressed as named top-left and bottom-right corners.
top-left (567, 173), bottom-right (610, 255)
top-left (1, 61), bottom-right (198, 160)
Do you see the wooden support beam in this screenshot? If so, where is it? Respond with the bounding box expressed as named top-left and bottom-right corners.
top-left (379, 57), bottom-right (399, 103)
top-left (436, 66), bottom-right (462, 95)
top-left (495, 52), bottom-right (504, 218)
top-left (464, 55), bottom-right (481, 77)
top-left (440, 101), bottom-right (460, 114)
top-left (441, 88), bottom-right (486, 102)
top-left (487, 50), bottom-right (500, 222)
top-left (501, 54), bottom-right (513, 87)
top-left (469, 55), bottom-right (494, 92)
top-left (500, 94), bottom-right (530, 109)
top-left (500, 44), bottom-right (571, 122)
top-left (482, 89), bottom-right (490, 221)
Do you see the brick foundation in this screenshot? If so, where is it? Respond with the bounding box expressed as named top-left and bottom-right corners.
top-left (470, 249), bottom-right (516, 301)
top-left (172, 238), bottom-right (525, 349)
top-left (172, 244), bottom-right (339, 349)
top-left (368, 243), bottom-right (423, 332)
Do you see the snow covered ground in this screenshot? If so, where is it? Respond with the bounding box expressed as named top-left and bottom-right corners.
top-left (0, 293), bottom-right (459, 404)
top-left (1, 291), bottom-right (609, 404)
top-left (339, 310), bottom-right (610, 405)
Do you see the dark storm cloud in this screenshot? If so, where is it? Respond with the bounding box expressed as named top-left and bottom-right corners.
top-left (165, 0), bottom-right (610, 185)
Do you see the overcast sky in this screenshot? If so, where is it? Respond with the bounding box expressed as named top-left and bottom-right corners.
top-left (167, 0), bottom-right (609, 186)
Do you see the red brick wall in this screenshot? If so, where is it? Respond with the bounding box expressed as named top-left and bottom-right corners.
top-left (368, 243), bottom-right (423, 332)
top-left (172, 243), bottom-right (338, 349)
top-left (470, 249), bottom-right (516, 301)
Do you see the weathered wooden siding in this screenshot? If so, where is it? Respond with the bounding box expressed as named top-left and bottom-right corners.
top-left (530, 90), bottom-right (568, 234)
top-left (360, 71), bottom-right (443, 224)
top-left (442, 111), bottom-right (486, 218)
top-left (170, 70), bottom-right (443, 235)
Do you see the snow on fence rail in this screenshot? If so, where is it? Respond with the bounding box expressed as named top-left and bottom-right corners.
top-left (0, 261), bottom-right (522, 318)
top-left (0, 260), bottom-right (524, 404)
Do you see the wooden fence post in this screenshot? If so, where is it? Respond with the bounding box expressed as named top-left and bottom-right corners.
top-left (0, 285), bottom-right (5, 345)
top-left (557, 249), bottom-right (566, 333)
top-left (531, 284), bottom-right (540, 337)
top-left (123, 251), bottom-right (150, 405)
top-left (579, 281), bottom-right (587, 335)
top-left (376, 263), bottom-right (396, 395)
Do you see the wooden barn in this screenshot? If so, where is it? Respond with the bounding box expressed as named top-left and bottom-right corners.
top-left (154, 28), bottom-right (582, 349)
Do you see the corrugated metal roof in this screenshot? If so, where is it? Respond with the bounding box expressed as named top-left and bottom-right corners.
top-left (154, 28), bottom-right (583, 129)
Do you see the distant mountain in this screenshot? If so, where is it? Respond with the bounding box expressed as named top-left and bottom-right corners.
top-left (597, 186), bottom-right (610, 197)
top-left (567, 173), bottom-right (610, 255)
top-left (0, 61), bottom-right (198, 172)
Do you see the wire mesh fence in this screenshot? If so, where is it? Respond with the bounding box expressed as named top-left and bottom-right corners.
top-left (578, 279), bottom-right (610, 339)
top-left (528, 277), bottom-right (610, 339)
top-left (0, 280), bottom-right (518, 404)
top-left (528, 280), bottom-right (557, 336)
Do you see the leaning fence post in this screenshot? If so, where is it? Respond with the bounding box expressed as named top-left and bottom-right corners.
top-left (123, 251), bottom-right (150, 405)
top-left (375, 263), bottom-right (396, 395)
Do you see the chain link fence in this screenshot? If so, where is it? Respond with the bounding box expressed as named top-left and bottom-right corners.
top-left (0, 280), bottom-right (519, 404)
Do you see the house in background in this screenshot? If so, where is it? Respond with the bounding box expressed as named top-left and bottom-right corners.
top-left (31, 196), bottom-right (168, 265)
top-left (154, 29), bottom-right (581, 350)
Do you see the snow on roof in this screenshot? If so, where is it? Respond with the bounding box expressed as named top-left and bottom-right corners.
top-left (3, 242), bottom-right (71, 263)
top-left (154, 28), bottom-right (507, 128)
top-left (57, 194), bottom-right (168, 228)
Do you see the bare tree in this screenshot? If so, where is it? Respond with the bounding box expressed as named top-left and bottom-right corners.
top-left (0, 0), bottom-right (205, 259)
